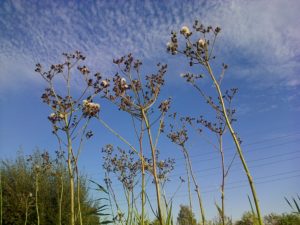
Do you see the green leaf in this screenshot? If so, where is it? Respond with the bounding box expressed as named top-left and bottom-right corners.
top-left (215, 202), bottom-right (223, 217)
top-left (166, 202), bottom-right (173, 225)
top-left (89, 179), bottom-right (108, 194)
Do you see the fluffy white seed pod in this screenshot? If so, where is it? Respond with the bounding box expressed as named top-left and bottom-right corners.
top-left (101, 80), bottom-right (108, 87)
top-left (198, 39), bottom-right (206, 48)
top-left (180, 26), bottom-right (190, 35)
top-left (83, 99), bottom-right (88, 106)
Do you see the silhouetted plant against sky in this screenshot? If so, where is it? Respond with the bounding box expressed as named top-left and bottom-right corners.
top-left (94, 54), bottom-right (172, 225)
top-left (172, 87), bottom-right (238, 225)
top-left (36, 51), bottom-right (100, 225)
top-left (167, 20), bottom-right (264, 225)
top-left (167, 113), bottom-right (206, 225)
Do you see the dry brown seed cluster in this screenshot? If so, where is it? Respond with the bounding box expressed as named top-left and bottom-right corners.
top-left (48, 112), bottom-right (64, 123)
top-left (78, 65), bottom-right (90, 75)
top-left (167, 20), bottom-right (222, 65)
top-left (100, 54), bottom-right (169, 118)
top-left (102, 145), bottom-right (141, 191)
top-left (167, 126), bottom-right (188, 146)
top-left (159, 98), bottom-right (171, 113)
top-left (167, 32), bottom-right (178, 55)
top-left (82, 100), bottom-right (100, 117)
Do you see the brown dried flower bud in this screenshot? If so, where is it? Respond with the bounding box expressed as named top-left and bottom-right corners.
top-left (101, 80), bottom-right (109, 88)
top-left (82, 100), bottom-right (100, 117)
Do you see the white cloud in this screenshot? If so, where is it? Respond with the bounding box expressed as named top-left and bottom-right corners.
top-left (204, 0), bottom-right (300, 87)
top-left (0, 0), bottom-right (299, 91)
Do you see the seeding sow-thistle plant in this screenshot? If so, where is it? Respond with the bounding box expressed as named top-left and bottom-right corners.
top-left (167, 88), bottom-right (238, 225)
top-left (92, 54), bottom-right (174, 225)
top-left (36, 51), bottom-right (100, 225)
top-left (167, 21), bottom-right (264, 225)
top-left (27, 151), bottom-right (53, 225)
top-left (167, 113), bottom-right (207, 225)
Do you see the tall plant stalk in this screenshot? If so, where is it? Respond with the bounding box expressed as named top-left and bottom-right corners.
top-left (218, 135), bottom-right (225, 225)
top-left (36, 51), bottom-right (98, 225)
top-left (24, 196), bottom-right (29, 225)
top-left (142, 109), bottom-right (163, 225)
top-left (35, 171), bottom-right (40, 225)
top-left (0, 170), bottom-right (2, 225)
top-left (182, 145), bottom-right (206, 225)
top-left (76, 166), bottom-right (83, 225)
top-left (59, 174), bottom-right (63, 225)
top-left (167, 21), bottom-right (264, 225)
top-left (205, 62), bottom-right (263, 225)
top-left (183, 154), bottom-right (193, 215)
top-left (96, 55), bottom-right (170, 225)
top-left (65, 123), bottom-right (75, 225)
top-left (167, 116), bottom-right (206, 225)
top-left (139, 122), bottom-right (146, 225)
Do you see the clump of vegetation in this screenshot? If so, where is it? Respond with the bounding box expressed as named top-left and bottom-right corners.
top-left (0, 150), bottom-right (106, 225)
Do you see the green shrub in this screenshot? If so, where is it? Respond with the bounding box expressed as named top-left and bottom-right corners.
top-left (1, 150), bottom-right (102, 225)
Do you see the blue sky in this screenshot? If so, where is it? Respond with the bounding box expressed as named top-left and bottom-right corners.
top-left (0, 0), bottom-right (300, 221)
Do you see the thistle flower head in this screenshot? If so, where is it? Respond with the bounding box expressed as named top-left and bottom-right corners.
top-left (167, 40), bottom-right (178, 55)
top-left (180, 26), bottom-right (190, 35)
top-left (82, 100), bottom-right (100, 117)
top-left (198, 39), bottom-right (206, 48)
top-left (48, 112), bottom-right (64, 123)
top-left (100, 79), bottom-right (109, 88)
top-left (167, 42), bottom-right (174, 49)
top-left (120, 77), bottom-right (126, 84)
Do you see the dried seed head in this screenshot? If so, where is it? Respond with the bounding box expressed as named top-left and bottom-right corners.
top-left (167, 42), bottom-right (174, 49)
top-left (159, 99), bottom-right (171, 112)
top-left (120, 77), bottom-right (126, 84)
top-left (48, 112), bottom-right (64, 123)
top-left (101, 80), bottom-right (109, 88)
top-left (180, 26), bottom-right (190, 35)
top-left (120, 77), bottom-right (129, 89)
top-left (215, 27), bottom-right (221, 34)
top-left (82, 100), bottom-right (100, 117)
top-left (78, 65), bottom-right (90, 75)
top-left (167, 41), bottom-right (178, 55)
top-left (198, 39), bottom-right (206, 48)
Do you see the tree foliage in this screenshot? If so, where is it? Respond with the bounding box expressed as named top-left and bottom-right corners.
top-left (177, 205), bottom-right (197, 225)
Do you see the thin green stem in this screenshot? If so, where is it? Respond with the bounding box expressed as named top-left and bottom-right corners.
top-left (65, 116), bottom-right (75, 225)
top-left (35, 172), bottom-right (40, 225)
top-left (141, 109), bottom-right (163, 225)
top-left (183, 153), bottom-right (193, 219)
top-left (139, 121), bottom-right (146, 225)
top-left (97, 117), bottom-right (139, 156)
top-left (24, 197), bottom-right (28, 225)
top-left (205, 62), bottom-right (264, 225)
top-left (0, 170), bottom-right (2, 225)
top-left (76, 167), bottom-right (83, 225)
top-left (219, 135), bottom-right (225, 225)
top-left (59, 174), bottom-right (63, 225)
top-left (181, 145), bottom-right (206, 225)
